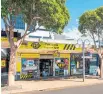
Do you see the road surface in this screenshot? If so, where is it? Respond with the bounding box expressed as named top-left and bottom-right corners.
top-left (14, 83), bottom-right (103, 94)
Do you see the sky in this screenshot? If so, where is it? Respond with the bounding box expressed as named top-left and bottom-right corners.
top-left (64, 0), bottom-right (103, 32)
top-left (1, 0), bottom-right (103, 32)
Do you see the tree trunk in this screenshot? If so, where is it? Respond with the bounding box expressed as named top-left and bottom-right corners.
top-left (92, 33), bottom-right (97, 49)
top-left (8, 46), bottom-right (16, 86)
top-left (100, 57), bottom-right (103, 78)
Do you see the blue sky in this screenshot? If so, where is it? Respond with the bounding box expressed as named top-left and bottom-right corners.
top-left (1, 0), bottom-right (103, 32)
top-left (64, 0), bottom-right (103, 31)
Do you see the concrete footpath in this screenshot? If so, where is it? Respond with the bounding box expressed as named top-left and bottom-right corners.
top-left (2, 78), bottom-right (103, 94)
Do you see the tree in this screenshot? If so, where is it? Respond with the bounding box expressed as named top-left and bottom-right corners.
top-left (1, 0), bottom-right (70, 86)
top-left (78, 6), bottom-right (103, 78)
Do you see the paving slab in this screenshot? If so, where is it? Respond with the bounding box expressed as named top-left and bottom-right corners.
top-left (1, 78), bottom-right (103, 94)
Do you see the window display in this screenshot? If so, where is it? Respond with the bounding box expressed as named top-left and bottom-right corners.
top-left (70, 53), bottom-right (99, 76)
top-left (70, 54), bottom-right (83, 75)
top-left (21, 58), bottom-right (39, 79)
top-left (55, 58), bottom-right (69, 76)
top-left (89, 54), bottom-right (99, 75)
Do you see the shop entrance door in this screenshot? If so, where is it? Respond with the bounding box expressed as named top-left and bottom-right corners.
top-left (39, 59), bottom-right (53, 77)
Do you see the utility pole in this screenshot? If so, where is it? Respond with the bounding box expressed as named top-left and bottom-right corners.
top-left (82, 41), bottom-right (85, 82)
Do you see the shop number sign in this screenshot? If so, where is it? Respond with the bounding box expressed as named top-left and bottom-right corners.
top-left (1, 60), bottom-right (6, 68)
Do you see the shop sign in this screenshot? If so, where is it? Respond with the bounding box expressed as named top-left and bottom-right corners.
top-left (2, 37), bottom-right (82, 52)
top-left (21, 53), bottom-right (40, 58)
top-left (1, 60), bottom-right (6, 68)
top-left (19, 41), bottom-right (82, 52)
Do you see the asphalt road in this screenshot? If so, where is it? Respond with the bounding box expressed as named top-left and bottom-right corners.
top-left (16, 84), bottom-right (103, 94)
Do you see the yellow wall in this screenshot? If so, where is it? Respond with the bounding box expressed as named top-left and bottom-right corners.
top-left (16, 53), bottom-right (21, 72)
top-left (16, 53), bottom-right (40, 72)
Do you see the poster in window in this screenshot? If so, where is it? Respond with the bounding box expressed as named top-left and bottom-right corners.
top-left (22, 59), bottom-right (38, 71)
top-left (55, 58), bottom-right (69, 76)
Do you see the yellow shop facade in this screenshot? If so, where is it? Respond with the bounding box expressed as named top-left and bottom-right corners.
top-left (16, 40), bottom-right (82, 79)
top-left (1, 37), bottom-right (82, 80)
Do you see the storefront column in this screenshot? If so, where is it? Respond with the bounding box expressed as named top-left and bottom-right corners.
top-left (38, 60), bottom-right (40, 78)
top-left (16, 53), bottom-right (21, 80)
top-left (53, 58), bottom-right (55, 76)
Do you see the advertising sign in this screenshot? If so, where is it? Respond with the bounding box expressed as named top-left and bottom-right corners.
top-left (19, 41), bottom-right (82, 52)
top-left (89, 54), bottom-right (98, 75)
top-left (22, 59), bottom-right (38, 71)
top-left (89, 66), bottom-right (98, 76)
top-left (1, 60), bottom-right (6, 68)
top-left (1, 37), bottom-right (82, 52)
top-left (55, 58), bottom-right (69, 76)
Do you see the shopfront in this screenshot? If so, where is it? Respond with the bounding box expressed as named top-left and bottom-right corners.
top-left (16, 41), bottom-right (82, 80)
top-left (70, 53), bottom-right (99, 76)
top-left (16, 52), bottom-right (70, 79)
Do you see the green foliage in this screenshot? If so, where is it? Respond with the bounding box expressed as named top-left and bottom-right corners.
top-left (78, 6), bottom-right (103, 49)
top-left (95, 6), bottom-right (103, 31)
top-left (79, 6), bottom-right (103, 35)
top-left (96, 6), bottom-right (103, 20)
top-left (79, 10), bottom-right (101, 34)
top-left (1, 0), bottom-right (70, 34)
